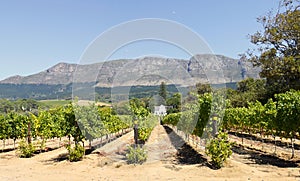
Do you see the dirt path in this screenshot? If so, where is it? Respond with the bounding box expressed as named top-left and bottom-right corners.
top-left (144, 125), bottom-right (207, 165)
top-left (144, 125), bottom-right (178, 163)
top-left (0, 127), bottom-right (300, 180)
top-left (93, 131), bottom-right (134, 163)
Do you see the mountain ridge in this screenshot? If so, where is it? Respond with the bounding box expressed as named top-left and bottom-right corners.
top-left (0, 54), bottom-right (260, 86)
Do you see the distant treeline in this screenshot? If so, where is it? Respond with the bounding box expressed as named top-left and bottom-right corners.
top-left (0, 82), bottom-right (237, 101)
top-left (0, 83), bottom-right (72, 100)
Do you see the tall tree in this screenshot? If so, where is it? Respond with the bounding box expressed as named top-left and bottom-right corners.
top-left (159, 82), bottom-right (167, 101)
top-left (248, 0), bottom-right (300, 96)
top-left (195, 83), bottom-right (212, 95)
top-left (166, 93), bottom-right (182, 113)
top-left (226, 78), bottom-right (267, 108)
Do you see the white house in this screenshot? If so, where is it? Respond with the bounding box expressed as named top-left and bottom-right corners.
top-left (154, 105), bottom-right (167, 116)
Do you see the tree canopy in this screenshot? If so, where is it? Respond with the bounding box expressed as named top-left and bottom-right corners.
top-left (159, 82), bottom-right (167, 101)
top-left (247, 0), bottom-right (300, 96)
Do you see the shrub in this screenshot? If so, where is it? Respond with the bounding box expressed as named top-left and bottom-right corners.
top-left (66, 143), bottom-right (85, 162)
top-left (162, 112), bottom-right (181, 125)
top-left (205, 132), bottom-right (232, 169)
top-left (138, 127), bottom-right (152, 142)
top-left (126, 145), bottom-right (147, 164)
top-left (17, 140), bottom-right (36, 158)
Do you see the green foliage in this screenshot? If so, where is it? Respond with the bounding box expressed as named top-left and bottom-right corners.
top-left (223, 100), bottom-right (276, 135)
top-left (163, 96), bottom-right (202, 136)
top-left (101, 107), bottom-right (129, 132)
top-left (129, 99), bottom-right (156, 142)
top-left (0, 114), bottom-right (11, 142)
top-left (7, 112), bottom-right (27, 145)
top-left (0, 99), bottom-right (14, 113)
top-left (62, 104), bottom-right (84, 143)
top-left (129, 99), bottom-right (149, 119)
top-left (112, 101), bottom-right (131, 115)
top-left (223, 90), bottom-right (300, 140)
top-left (0, 101), bottom-right (130, 160)
top-left (138, 114), bottom-right (158, 142)
top-left (237, 78), bottom-right (265, 93)
top-left (17, 139), bottom-right (36, 158)
top-left (163, 92), bottom-right (226, 139)
top-left (166, 93), bottom-right (181, 113)
top-left (0, 84), bottom-right (72, 100)
top-left (118, 115), bottom-right (133, 128)
top-left (159, 81), bottom-right (167, 101)
top-left (75, 104), bottom-right (106, 142)
top-left (126, 145), bottom-right (147, 164)
top-left (177, 103), bottom-right (199, 135)
top-left (31, 110), bottom-right (54, 140)
top-left (65, 143), bottom-right (85, 162)
top-left (0, 98), bottom-right (41, 114)
top-left (248, 0), bottom-right (300, 95)
top-left (162, 112), bottom-right (181, 125)
top-left (39, 100), bottom-right (71, 108)
top-left (195, 83), bottom-right (212, 95)
top-left (205, 132), bottom-right (232, 169)
top-left (138, 127), bottom-right (152, 142)
top-left (274, 90), bottom-right (300, 138)
top-left (227, 78), bottom-right (267, 107)
top-left (194, 93), bottom-right (212, 137)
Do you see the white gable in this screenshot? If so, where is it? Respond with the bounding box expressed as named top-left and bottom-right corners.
top-left (154, 105), bottom-right (167, 116)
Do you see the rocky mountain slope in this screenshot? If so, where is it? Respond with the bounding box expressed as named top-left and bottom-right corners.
top-left (0, 54), bottom-right (260, 86)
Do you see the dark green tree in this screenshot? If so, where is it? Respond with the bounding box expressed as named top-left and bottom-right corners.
top-left (166, 93), bottom-right (181, 113)
top-left (159, 82), bottom-right (167, 101)
top-left (195, 83), bottom-right (212, 95)
top-left (0, 99), bottom-right (14, 113)
top-left (248, 0), bottom-right (300, 96)
top-left (226, 78), bottom-right (266, 107)
top-left (237, 78), bottom-right (264, 93)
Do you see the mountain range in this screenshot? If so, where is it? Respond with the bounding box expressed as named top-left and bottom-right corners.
top-left (0, 54), bottom-right (260, 86)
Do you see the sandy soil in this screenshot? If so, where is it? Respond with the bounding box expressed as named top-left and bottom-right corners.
top-left (0, 126), bottom-right (299, 181)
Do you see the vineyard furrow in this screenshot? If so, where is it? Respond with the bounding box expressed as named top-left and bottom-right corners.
top-left (144, 125), bottom-right (178, 163)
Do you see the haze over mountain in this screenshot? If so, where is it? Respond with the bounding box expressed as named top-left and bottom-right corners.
top-left (0, 54), bottom-right (260, 87)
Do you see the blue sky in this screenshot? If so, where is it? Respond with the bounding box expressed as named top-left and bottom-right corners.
top-left (0, 0), bottom-right (280, 80)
